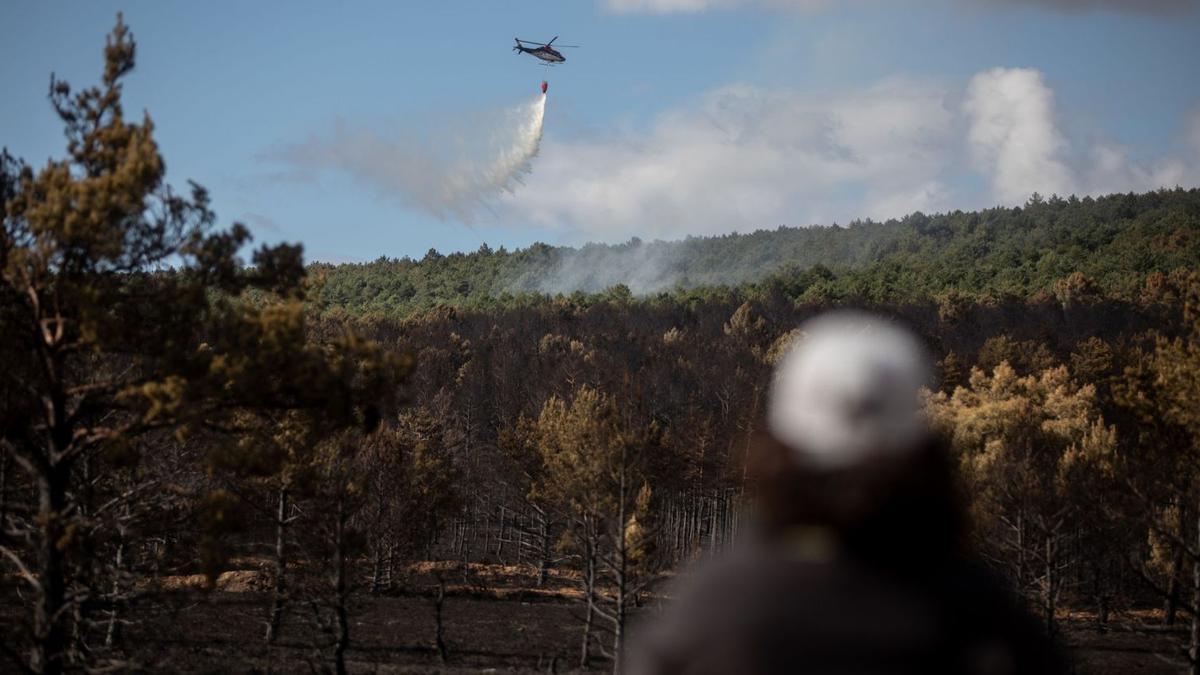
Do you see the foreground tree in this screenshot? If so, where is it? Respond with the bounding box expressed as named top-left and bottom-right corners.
top-left (533, 385), bottom-right (658, 673)
top-left (301, 431), bottom-right (372, 675)
top-left (0, 17), bottom-right (405, 673)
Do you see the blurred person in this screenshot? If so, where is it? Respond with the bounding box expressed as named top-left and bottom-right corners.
top-left (628, 310), bottom-right (1066, 675)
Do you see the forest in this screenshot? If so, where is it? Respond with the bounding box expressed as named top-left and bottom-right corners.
top-left (312, 188), bottom-right (1200, 314)
top-left (4, 16), bottom-right (1200, 675)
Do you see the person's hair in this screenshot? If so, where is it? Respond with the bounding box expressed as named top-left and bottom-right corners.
top-left (748, 431), bottom-right (966, 575)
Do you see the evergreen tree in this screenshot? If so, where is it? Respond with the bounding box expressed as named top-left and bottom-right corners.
top-left (0, 17), bottom-right (406, 673)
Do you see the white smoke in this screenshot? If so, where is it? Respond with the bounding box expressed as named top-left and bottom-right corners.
top-left (965, 68), bottom-right (1200, 203)
top-left (508, 238), bottom-right (686, 295)
top-left (265, 93), bottom-right (547, 222)
top-left (964, 68), bottom-right (1075, 204)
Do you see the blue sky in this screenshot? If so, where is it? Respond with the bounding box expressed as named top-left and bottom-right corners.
top-left (2, 0), bottom-right (1199, 263)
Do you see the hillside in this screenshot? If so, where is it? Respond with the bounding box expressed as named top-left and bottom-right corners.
top-left (311, 189), bottom-right (1200, 316)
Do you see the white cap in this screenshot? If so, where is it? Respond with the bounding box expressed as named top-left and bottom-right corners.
top-left (767, 311), bottom-right (932, 470)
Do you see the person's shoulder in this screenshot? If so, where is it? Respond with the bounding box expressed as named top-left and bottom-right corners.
top-left (666, 535), bottom-right (841, 608)
top-left (937, 558), bottom-right (1071, 675)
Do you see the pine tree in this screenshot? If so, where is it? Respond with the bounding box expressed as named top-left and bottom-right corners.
top-left (928, 362), bottom-right (1113, 640)
top-left (0, 16), bottom-right (406, 673)
top-left (1113, 273), bottom-right (1200, 673)
top-left (532, 386), bottom-right (658, 673)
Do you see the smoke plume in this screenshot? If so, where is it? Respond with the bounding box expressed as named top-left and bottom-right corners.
top-left (266, 92), bottom-right (547, 222)
top-left (507, 239), bottom-right (687, 296)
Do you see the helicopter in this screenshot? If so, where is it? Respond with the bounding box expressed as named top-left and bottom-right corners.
top-left (513, 36), bottom-right (578, 64)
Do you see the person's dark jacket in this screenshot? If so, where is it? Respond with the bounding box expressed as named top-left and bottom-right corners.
top-left (626, 436), bottom-right (1068, 675)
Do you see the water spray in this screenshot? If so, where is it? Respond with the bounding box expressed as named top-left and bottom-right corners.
top-left (431, 80), bottom-right (548, 219)
top-left (276, 81), bottom-right (552, 223)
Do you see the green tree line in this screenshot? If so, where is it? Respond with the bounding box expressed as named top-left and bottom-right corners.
top-left (312, 188), bottom-right (1200, 316)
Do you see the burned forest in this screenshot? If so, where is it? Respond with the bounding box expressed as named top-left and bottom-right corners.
top-left (5, 15), bottom-right (1200, 675)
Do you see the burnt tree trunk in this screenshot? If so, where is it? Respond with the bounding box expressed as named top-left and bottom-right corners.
top-left (535, 506), bottom-right (551, 587)
top-left (579, 523), bottom-right (597, 670)
top-left (1044, 531), bottom-right (1057, 641)
top-left (266, 488), bottom-right (289, 643)
top-left (434, 575), bottom-right (448, 664)
top-left (104, 529), bottom-right (126, 648)
top-left (0, 450), bottom-right (8, 528)
top-left (1191, 505), bottom-right (1200, 675)
top-left (608, 454), bottom-right (630, 675)
top-left (370, 535), bottom-right (384, 595)
top-left (1167, 543), bottom-right (1186, 626)
top-left (33, 467), bottom-right (70, 675)
top-left (333, 493), bottom-right (350, 675)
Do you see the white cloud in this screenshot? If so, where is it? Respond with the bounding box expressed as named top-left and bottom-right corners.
top-left (1083, 142), bottom-right (1194, 195)
top-left (977, 0), bottom-right (1196, 13)
top-left (499, 68), bottom-right (1200, 240)
top-left (603, 0), bottom-right (828, 13)
top-left (964, 68), bottom-right (1076, 203)
top-left (863, 181), bottom-right (952, 221)
top-left (268, 68), bottom-right (1199, 243)
top-left (964, 68), bottom-right (1199, 202)
top-left (603, 0), bottom-right (1196, 12)
top-left (503, 80), bottom-right (957, 240)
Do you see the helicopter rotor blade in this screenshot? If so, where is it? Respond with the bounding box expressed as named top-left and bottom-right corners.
top-left (547, 36), bottom-right (558, 46)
